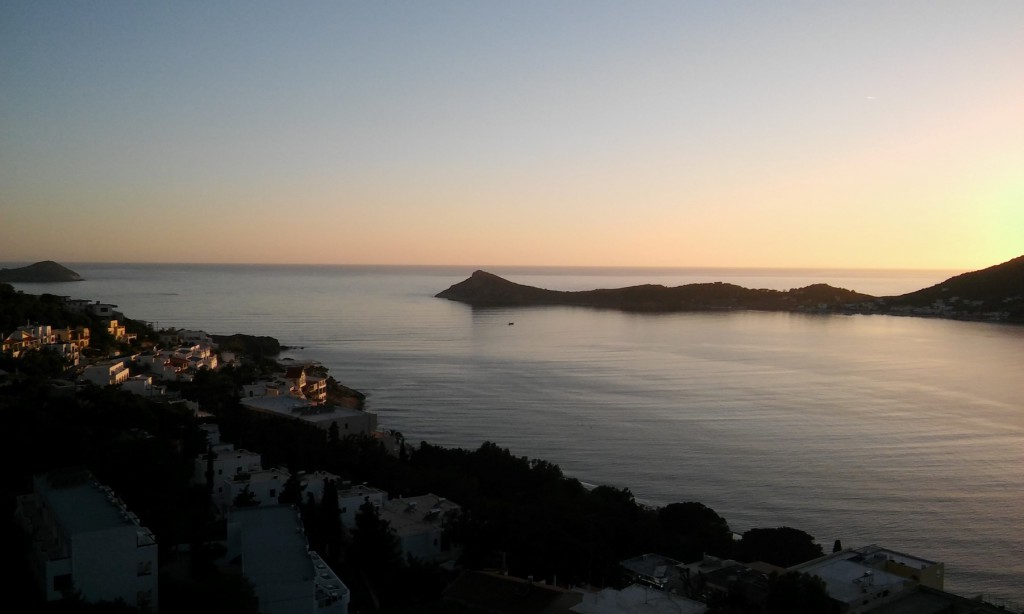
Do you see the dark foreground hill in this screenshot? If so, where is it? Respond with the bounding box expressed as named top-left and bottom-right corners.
top-left (879, 255), bottom-right (1024, 322)
top-left (0, 261), bottom-right (82, 283)
top-left (436, 270), bottom-right (873, 312)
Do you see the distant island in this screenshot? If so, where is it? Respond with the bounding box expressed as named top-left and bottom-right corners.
top-left (0, 260), bottom-right (82, 283)
top-left (437, 255), bottom-right (1024, 323)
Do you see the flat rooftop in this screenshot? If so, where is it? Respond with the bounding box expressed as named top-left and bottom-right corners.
top-left (796, 557), bottom-right (906, 605)
top-left (380, 494), bottom-right (460, 538)
top-left (233, 505), bottom-right (313, 594)
top-left (35, 469), bottom-right (147, 536)
top-left (239, 395), bottom-right (372, 425)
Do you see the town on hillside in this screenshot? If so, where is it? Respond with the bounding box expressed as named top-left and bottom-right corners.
top-left (2, 283), bottom-right (1019, 614)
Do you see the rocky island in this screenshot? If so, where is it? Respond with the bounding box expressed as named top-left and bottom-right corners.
top-left (437, 255), bottom-right (1024, 323)
top-left (0, 260), bottom-right (83, 283)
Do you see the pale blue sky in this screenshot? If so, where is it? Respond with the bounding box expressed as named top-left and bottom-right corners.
top-left (2, 1), bottom-right (1021, 268)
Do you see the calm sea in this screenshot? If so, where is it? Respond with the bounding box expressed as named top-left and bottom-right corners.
top-left (8, 263), bottom-right (1023, 603)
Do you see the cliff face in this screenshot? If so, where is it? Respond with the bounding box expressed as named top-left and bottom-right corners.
top-left (436, 270), bottom-right (874, 312)
top-left (0, 261), bottom-right (83, 282)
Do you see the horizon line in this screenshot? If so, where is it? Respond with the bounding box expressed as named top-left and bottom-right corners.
top-left (0, 259), bottom-right (978, 274)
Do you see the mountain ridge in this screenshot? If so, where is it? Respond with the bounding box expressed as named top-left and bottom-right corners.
top-left (437, 255), bottom-right (1024, 322)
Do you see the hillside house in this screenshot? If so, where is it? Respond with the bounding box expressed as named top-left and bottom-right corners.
top-left (15, 469), bottom-right (158, 608)
top-left (228, 505), bottom-right (349, 614)
top-left (81, 362), bottom-right (131, 386)
top-left (379, 493), bottom-right (462, 563)
top-left (789, 545), bottom-right (945, 613)
top-left (283, 366), bottom-right (328, 405)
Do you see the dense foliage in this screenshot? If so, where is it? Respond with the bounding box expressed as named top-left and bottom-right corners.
top-left (0, 284), bottom-right (92, 332)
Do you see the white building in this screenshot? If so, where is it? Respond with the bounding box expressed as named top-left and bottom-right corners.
top-left (2, 329), bottom-right (37, 357)
top-left (238, 396), bottom-right (378, 436)
top-left (43, 342), bottom-right (82, 367)
top-left (196, 446), bottom-right (264, 486)
top-left (572, 584), bottom-right (707, 614)
top-left (81, 362), bottom-right (131, 386)
top-left (379, 493), bottom-right (461, 563)
top-left (106, 319), bottom-right (135, 343)
top-left (790, 545), bottom-right (944, 613)
top-left (53, 325), bottom-right (90, 349)
top-left (137, 351), bottom-right (186, 382)
top-left (298, 470), bottom-right (340, 505)
top-left (199, 422), bottom-right (223, 446)
top-left (299, 473), bottom-right (386, 528)
top-left (21, 324), bottom-right (55, 344)
top-left (337, 484), bottom-right (387, 528)
top-left (15, 469), bottom-right (158, 609)
top-left (229, 505), bottom-right (349, 614)
top-left (215, 468), bottom-right (291, 512)
top-left (89, 302), bottom-right (118, 317)
top-left (179, 329), bottom-right (214, 345)
top-left (122, 374), bottom-right (164, 397)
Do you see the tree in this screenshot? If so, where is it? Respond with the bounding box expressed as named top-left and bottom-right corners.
top-left (658, 501), bottom-right (734, 562)
top-left (319, 479), bottom-right (342, 562)
top-left (302, 492), bottom-right (321, 553)
top-left (352, 497), bottom-right (401, 582)
top-left (0, 347), bottom-right (69, 379)
top-left (232, 485), bottom-right (259, 508)
top-left (204, 446), bottom-right (216, 494)
top-left (765, 571), bottom-right (832, 613)
top-left (739, 527), bottom-right (824, 568)
top-left (278, 471), bottom-right (303, 506)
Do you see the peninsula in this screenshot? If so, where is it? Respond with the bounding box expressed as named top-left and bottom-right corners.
top-left (436, 255), bottom-right (1024, 323)
top-left (0, 260), bottom-right (82, 283)
top-left (437, 270), bottom-right (873, 312)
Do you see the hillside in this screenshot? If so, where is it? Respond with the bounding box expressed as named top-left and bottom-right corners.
top-left (437, 257), bottom-right (1024, 323)
top-left (436, 270), bottom-right (874, 313)
top-left (879, 255), bottom-right (1024, 322)
top-left (0, 261), bottom-right (82, 283)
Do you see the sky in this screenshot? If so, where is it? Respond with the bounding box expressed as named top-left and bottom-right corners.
top-left (1, 1), bottom-right (1021, 270)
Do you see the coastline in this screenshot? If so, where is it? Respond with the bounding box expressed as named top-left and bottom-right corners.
top-left (4, 267), bottom-right (1023, 605)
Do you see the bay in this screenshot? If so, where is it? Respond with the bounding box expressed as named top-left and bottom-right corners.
top-left (8, 263), bottom-right (1023, 604)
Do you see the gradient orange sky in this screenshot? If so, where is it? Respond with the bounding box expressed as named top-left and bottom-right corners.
top-left (1, 2), bottom-right (1021, 270)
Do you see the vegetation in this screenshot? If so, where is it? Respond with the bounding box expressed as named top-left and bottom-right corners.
top-left (209, 333), bottom-right (282, 357)
top-left (884, 254), bottom-right (1024, 321)
top-left (764, 571), bottom-right (832, 613)
top-left (739, 527), bottom-right (824, 568)
top-left (0, 283), bottom-right (92, 332)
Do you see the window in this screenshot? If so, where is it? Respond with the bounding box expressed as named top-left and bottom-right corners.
top-left (137, 560), bottom-right (153, 576)
top-left (269, 489), bottom-right (277, 498)
top-left (137, 589), bottom-right (153, 607)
